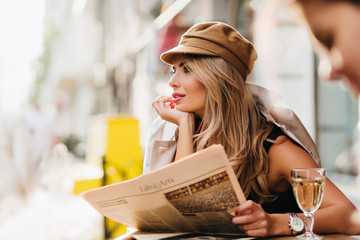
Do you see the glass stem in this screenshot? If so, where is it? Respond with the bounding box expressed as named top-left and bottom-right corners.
top-left (304, 213), bottom-right (314, 234)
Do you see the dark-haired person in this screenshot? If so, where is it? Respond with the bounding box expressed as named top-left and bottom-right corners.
top-left (293, 0), bottom-right (360, 96)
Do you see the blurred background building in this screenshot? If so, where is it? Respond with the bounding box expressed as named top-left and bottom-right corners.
top-left (0, 0), bottom-right (358, 239)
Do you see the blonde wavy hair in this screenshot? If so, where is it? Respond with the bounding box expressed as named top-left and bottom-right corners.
top-left (184, 55), bottom-right (275, 203)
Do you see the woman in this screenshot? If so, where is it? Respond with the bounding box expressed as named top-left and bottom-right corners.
top-left (293, 0), bottom-right (360, 96)
top-left (144, 22), bottom-right (360, 237)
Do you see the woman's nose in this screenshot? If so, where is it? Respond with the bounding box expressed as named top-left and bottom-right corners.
top-left (169, 75), bottom-right (179, 88)
top-left (328, 48), bottom-right (345, 80)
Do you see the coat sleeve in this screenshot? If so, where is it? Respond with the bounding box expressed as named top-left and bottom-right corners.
top-left (143, 117), bottom-right (178, 173)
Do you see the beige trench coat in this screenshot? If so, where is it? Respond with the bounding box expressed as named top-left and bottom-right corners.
top-left (143, 84), bottom-right (320, 174)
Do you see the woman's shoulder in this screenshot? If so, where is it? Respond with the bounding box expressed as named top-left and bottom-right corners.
top-left (266, 125), bottom-right (320, 184)
top-left (148, 117), bottom-right (178, 141)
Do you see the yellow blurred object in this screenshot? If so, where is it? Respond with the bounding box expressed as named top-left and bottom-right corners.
top-left (73, 178), bottom-right (102, 195)
top-left (104, 117), bottom-right (142, 167)
top-left (76, 115), bottom-right (143, 239)
top-left (103, 116), bottom-right (143, 184)
top-left (103, 116), bottom-right (143, 239)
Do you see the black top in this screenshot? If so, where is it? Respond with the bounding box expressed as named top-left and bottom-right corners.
top-left (259, 125), bottom-right (302, 214)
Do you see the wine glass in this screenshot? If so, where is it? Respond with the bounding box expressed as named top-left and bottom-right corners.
top-left (291, 168), bottom-right (326, 240)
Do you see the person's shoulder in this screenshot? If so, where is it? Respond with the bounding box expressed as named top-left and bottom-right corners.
top-left (150, 117), bottom-right (177, 129)
top-left (268, 131), bottom-right (319, 178)
top-left (149, 117), bottom-right (178, 141)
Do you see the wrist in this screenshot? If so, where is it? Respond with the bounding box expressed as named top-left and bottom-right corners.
top-left (268, 214), bottom-right (289, 236)
top-left (178, 114), bottom-right (195, 131)
top-left (288, 213), bottom-right (304, 235)
top-left (268, 213), bottom-right (299, 236)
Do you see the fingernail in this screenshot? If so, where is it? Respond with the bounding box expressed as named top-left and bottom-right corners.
top-left (170, 103), bottom-right (175, 109)
top-left (234, 210), bottom-right (239, 216)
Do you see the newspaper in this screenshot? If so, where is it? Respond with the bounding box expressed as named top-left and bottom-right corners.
top-left (81, 144), bottom-right (247, 237)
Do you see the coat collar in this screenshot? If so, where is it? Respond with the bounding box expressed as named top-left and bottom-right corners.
top-left (246, 83), bottom-right (283, 114)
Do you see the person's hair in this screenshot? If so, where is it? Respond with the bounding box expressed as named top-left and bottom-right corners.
top-left (184, 55), bottom-right (275, 203)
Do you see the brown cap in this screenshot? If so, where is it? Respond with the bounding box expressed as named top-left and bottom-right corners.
top-left (160, 22), bottom-right (258, 79)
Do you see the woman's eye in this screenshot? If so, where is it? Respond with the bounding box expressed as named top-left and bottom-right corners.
top-left (317, 31), bottom-right (334, 50)
top-left (184, 66), bottom-right (191, 73)
top-left (170, 67), bottom-right (176, 74)
top-left (320, 35), bottom-right (333, 50)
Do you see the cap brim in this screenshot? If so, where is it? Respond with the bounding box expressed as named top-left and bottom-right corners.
top-left (160, 45), bottom-right (218, 65)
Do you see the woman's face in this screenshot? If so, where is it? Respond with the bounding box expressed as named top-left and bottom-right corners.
top-left (301, 1), bottom-right (360, 95)
top-left (169, 55), bottom-right (207, 118)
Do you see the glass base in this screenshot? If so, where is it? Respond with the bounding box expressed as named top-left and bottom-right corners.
top-left (296, 232), bottom-right (323, 240)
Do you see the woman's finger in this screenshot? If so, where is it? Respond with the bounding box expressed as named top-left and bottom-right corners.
top-left (235, 200), bottom-right (260, 215)
top-left (152, 96), bottom-right (172, 107)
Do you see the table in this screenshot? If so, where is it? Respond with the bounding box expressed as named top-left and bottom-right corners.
top-left (267, 234), bottom-right (359, 240)
top-left (116, 231), bottom-right (359, 240)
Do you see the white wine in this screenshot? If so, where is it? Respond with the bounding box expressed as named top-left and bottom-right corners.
top-left (291, 168), bottom-right (325, 240)
top-left (291, 177), bottom-right (325, 213)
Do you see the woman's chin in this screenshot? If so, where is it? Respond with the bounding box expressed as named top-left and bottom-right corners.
top-left (348, 77), bottom-right (360, 96)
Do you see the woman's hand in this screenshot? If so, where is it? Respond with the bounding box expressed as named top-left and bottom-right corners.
top-left (153, 96), bottom-right (196, 161)
top-left (232, 200), bottom-right (273, 237)
top-left (152, 96), bottom-right (190, 126)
